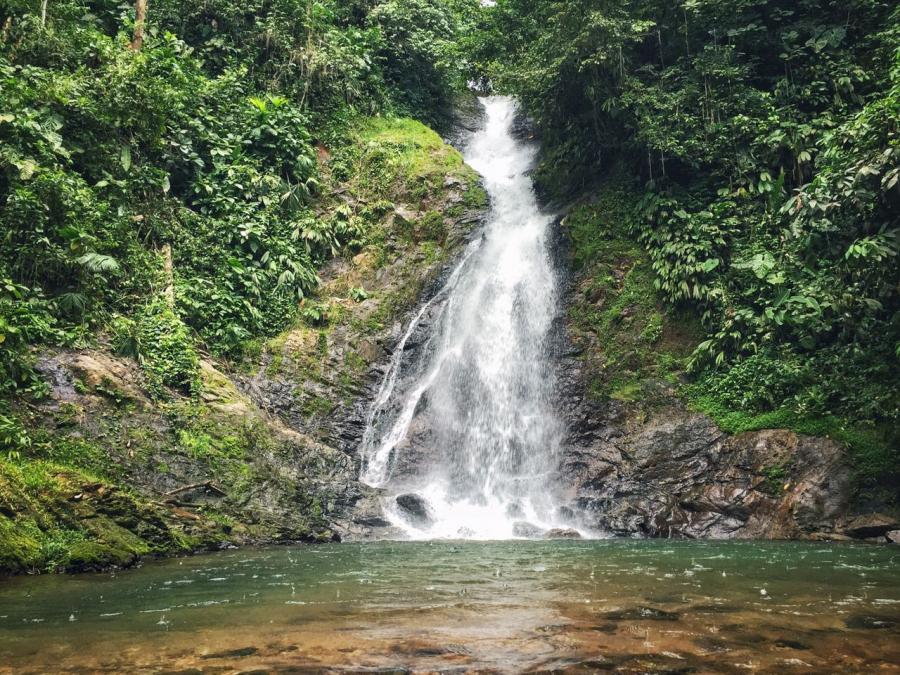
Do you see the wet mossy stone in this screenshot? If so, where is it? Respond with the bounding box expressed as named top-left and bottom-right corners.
top-left (774, 638), bottom-right (811, 650)
top-left (544, 527), bottom-right (582, 539)
top-left (845, 615), bottom-right (898, 630)
top-left (201, 647), bottom-right (259, 659)
top-left (603, 606), bottom-right (680, 621)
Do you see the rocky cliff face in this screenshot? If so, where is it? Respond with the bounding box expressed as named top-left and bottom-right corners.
top-left (552, 203), bottom-right (897, 543)
top-left (554, 369), bottom-right (860, 539)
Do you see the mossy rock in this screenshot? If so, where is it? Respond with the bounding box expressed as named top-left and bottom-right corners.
top-left (0, 516), bottom-right (43, 573)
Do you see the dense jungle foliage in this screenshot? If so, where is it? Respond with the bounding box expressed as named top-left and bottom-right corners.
top-left (0, 0), bottom-right (478, 412)
top-left (473, 0), bottom-right (899, 490)
top-left (1, 0), bottom-right (897, 498)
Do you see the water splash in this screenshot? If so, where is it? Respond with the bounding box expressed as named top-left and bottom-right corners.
top-left (359, 96), bottom-right (566, 539)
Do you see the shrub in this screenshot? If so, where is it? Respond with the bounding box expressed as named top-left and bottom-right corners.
top-left (135, 300), bottom-right (200, 399)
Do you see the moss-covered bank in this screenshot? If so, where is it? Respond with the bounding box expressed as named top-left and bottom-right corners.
top-left (0, 116), bottom-right (486, 574)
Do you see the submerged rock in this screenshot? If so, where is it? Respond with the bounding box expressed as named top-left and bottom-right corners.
top-left (845, 615), bottom-right (898, 630)
top-left (603, 606), bottom-right (680, 621)
top-left (544, 528), bottom-right (582, 540)
top-left (201, 646), bottom-right (259, 659)
top-left (395, 493), bottom-right (435, 527)
top-left (512, 521), bottom-right (545, 538)
top-left (775, 638), bottom-right (812, 650)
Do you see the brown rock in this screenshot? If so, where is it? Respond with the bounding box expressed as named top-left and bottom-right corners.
top-left (842, 513), bottom-right (900, 539)
top-left (808, 531), bottom-right (853, 542)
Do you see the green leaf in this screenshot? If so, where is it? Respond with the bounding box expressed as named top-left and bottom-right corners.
top-left (120, 145), bottom-right (132, 172)
top-left (76, 253), bottom-right (120, 273)
top-left (700, 258), bottom-right (720, 273)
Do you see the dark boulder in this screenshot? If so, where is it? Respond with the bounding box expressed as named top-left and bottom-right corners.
top-left (395, 493), bottom-right (434, 527)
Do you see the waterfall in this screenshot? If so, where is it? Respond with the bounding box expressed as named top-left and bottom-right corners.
top-left (359, 96), bottom-right (568, 539)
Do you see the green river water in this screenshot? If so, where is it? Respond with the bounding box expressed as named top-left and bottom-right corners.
top-left (1, 540), bottom-right (898, 673)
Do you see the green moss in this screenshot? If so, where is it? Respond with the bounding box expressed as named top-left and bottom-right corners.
top-left (464, 184), bottom-right (489, 210)
top-left (0, 458), bottom-right (198, 573)
top-left (0, 516), bottom-right (43, 572)
top-left (31, 435), bottom-right (118, 481)
top-left (762, 464), bottom-right (788, 495)
top-left (301, 395), bottom-right (335, 420)
top-left (177, 429), bottom-right (245, 461)
top-left (357, 117), bottom-right (465, 178)
top-left (420, 210), bottom-right (446, 242)
top-left (344, 350), bottom-right (367, 373)
top-left (567, 181), bottom-right (701, 400)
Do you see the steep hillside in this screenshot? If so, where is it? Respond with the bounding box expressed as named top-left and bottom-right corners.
top-left (1, 115), bottom-right (486, 573)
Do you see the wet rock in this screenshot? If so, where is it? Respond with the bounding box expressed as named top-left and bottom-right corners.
top-left (690, 604), bottom-right (741, 614)
top-left (556, 362), bottom-right (855, 539)
top-left (808, 531), bottom-right (853, 542)
top-left (693, 636), bottom-right (731, 653)
top-left (556, 505), bottom-right (576, 521)
top-left (512, 521), bottom-right (545, 538)
top-left (545, 528), bottom-right (582, 540)
top-left (506, 502), bottom-right (525, 519)
top-left (201, 647), bottom-right (259, 659)
top-left (603, 607), bottom-right (679, 621)
top-left (841, 513), bottom-right (900, 539)
top-left (845, 615), bottom-right (898, 630)
top-left (775, 638), bottom-right (811, 650)
top-left (349, 488), bottom-right (393, 530)
top-left (395, 493), bottom-right (434, 527)
top-left (612, 653), bottom-right (699, 674)
top-left (887, 529), bottom-right (900, 544)
top-left (510, 110), bottom-right (538, 141)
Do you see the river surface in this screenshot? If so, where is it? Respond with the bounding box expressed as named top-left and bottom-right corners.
top-left (1, 540), bottom-right (898, 673)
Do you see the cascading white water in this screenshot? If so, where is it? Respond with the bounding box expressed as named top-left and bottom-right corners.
top-left (359, 96), bottom-right (568, 539)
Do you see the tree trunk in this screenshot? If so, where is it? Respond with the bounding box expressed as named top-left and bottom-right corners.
top-left (40, 0), bottom-right (48, 28)
top-left (131, 0), bottom-right (148, 50)
top-left (162, 243), bottom-right (175, 308)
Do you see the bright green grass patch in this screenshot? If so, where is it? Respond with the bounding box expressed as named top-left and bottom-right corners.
top-left (357, 117), bottom-right (465, 177)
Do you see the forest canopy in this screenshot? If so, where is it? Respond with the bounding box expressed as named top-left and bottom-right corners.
top-left (1, 0), bottom-right (898, 484)
top-left (472, 0), bottom-right (899, 447)
top-left (0, 0), bottom-right (479, 392)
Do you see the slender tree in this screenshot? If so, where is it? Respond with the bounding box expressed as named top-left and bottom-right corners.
top-left (131, 0), bottom-right (147, 50)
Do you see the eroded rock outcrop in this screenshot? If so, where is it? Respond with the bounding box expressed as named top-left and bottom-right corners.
top-left (552, 207), bottom-right (871, 541)
top-left (556, 389), bottom-right (854, 539)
